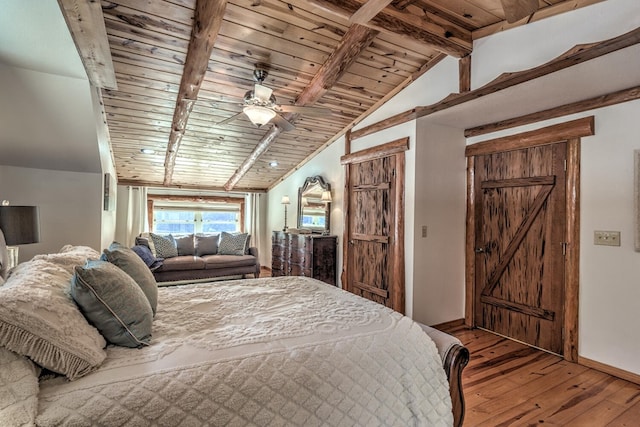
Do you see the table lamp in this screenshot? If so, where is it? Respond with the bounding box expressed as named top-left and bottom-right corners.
top-left (0, 202), bottom-right (41, 269)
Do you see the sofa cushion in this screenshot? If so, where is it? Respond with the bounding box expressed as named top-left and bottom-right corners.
top-left (156, 256), bottom-right (206, 272)
top-left (175, 234), bottom-right (195, 256)
top-left (202, 254), bottom-right (257, 269)
top-left (195, 234), bottom-right (218, 256)
top-left (149, 233), bottom-right (178, 258)
top-left (71, 260), bottom-right (153, 348)
top-left (101, 242), bottom-right (158, 316)
top-left (218, 232), bottom-right (249, 256)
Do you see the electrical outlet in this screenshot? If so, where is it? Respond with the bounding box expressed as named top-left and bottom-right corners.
top-left (422, 225), bottom-right (427, 238)
top-left (594, 231), bottom-right (621, 246)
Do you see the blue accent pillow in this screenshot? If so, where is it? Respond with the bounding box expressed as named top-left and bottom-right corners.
top-left (131, 244), bottom-right (163, 271)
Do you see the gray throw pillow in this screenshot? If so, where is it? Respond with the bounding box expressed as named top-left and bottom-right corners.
top-left (175, 234), bottom-right (195, 256)
top-left (149, 233), bottom-right (178, 258)
top-left (218, 232), bottom-right (249, 256)
top-left (195, 234), bottom-right (219, 256)
top-left (71, 260), bottom-right (153, 348)
top-left (102, 242), bottom-right (158, 316)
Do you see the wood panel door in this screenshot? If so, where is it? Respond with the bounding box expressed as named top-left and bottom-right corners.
top-left (343, 149), bottom-right (405, 313)
top-left (474, 143), bottom-right (567, 355)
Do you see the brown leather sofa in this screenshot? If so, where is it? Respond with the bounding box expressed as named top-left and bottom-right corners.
top-left (152, 247), bottom-right (260, 283)
top-left (135, 233), bottom-right (260, 284)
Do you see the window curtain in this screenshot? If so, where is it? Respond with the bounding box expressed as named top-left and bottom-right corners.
top-left (246, 193), bottom-right (261, 252)
top-left (125, 186), bottom-right (148, 246)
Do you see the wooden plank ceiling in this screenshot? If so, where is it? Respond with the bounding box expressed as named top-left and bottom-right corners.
top-left (65, 0), bottom-right (599, 191)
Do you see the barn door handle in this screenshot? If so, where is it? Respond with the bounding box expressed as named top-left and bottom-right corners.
top-left (349, 240), bottom-right (355, 245)
top-left (475, 247), bottom-right (486, 253)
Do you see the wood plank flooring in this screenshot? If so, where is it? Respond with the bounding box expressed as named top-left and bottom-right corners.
top-left (438, 324), bottom-right (640, 426)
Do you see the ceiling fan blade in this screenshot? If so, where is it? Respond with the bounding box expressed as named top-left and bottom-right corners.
top-left (500, 0), bottom-right (539, 23)
top-left (275, 105), bottom-right (332, 116)
top-left (254, 83), bottom-right (273, 102)
top-left (214, 112), bottom-right (243, 126)
top-left (271, 113), bottom-right (296, 131)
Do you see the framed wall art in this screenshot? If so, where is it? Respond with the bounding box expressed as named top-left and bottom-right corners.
top-left (104, 173), bottom-right (116, 211)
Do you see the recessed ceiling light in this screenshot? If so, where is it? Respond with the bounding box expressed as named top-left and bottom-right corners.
top-left (269, 161), bottom-right (279, 167)
top-left (140, 148), bottom-right (155, 154)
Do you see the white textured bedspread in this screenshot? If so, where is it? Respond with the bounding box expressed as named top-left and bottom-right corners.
top-left (37, 277), bottom-right (452, 426)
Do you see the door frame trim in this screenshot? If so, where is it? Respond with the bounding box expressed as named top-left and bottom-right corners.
top-left (464, 117), bottom-right (594, 362)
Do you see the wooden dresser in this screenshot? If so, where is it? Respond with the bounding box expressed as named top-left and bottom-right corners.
top-left (271, 231), bottom-right (337, 286)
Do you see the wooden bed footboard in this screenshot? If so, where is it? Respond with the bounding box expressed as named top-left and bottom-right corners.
top-left (443, 344), bottom-right (470, 427)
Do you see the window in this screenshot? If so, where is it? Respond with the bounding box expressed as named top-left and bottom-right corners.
top-left (150, 197), bottom-right (244, 235)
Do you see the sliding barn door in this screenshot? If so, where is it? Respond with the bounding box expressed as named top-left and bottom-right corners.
top-left (342, 139), bottom-right (406, 313)
top-left (474, 143), bottom-right (567, 354)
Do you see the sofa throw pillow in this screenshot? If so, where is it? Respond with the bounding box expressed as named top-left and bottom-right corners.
top-left (71, 260), bottom-right (153, 348)
top-left (0, 258), bottom-right (107, 380)
top-left (175, 234), bottom-right (195, 256)
top-left (149, 233), bottom-right (178, 258)
top-left (102, 242), bottom-right (158, 316)
top-left (218, 232), bottom-right (249, 256)
top-left (131, 245), bottom-right (163, 271)
top-left (195, 234), bottom-right (219, 256)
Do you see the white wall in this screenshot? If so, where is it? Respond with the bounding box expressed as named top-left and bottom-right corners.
top-left (266, 140), bottom-right (346, 282)
top-left (0, 165), bottom-right (103, 261)
top-left (412, 122), bottom-right (466, 326)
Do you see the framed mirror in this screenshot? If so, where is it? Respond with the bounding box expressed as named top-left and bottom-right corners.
top-left (297, 175), bottom-right (331, 233)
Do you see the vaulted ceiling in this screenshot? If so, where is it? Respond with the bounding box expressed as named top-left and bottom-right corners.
top-left (59, 0), bottom-right (602, 191)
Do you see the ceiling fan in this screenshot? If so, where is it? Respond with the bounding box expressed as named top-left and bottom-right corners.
top-left (499, 0), bottom-right (539, 23)
top-left (215, 69), bottom-right (331, 131)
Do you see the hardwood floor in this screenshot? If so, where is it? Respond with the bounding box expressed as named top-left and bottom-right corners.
top-left (439, 324), bottom-right (640, 426)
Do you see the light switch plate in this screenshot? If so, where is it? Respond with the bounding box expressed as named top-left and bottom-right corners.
top-left (594, 231), bottom-right (621, 246)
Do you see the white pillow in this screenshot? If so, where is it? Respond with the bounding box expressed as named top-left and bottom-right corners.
top-left (0, 259), bottom-right (107, 380)
top-left (0, 347), bottom-right (39, 425)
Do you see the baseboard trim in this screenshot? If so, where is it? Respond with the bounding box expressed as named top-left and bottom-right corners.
top-left (579, 356), bottom-right (640, 385)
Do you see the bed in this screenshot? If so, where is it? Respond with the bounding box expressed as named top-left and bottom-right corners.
top-left (0, 233), bottom-right (468, 426)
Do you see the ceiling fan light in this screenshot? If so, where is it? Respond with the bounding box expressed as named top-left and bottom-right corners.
top-left (243, 105), bottom-right (276, 127)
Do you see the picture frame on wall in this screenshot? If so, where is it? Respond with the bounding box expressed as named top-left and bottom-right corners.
top-left (104, 173), bottom-right (116, 211)
top-left (635, 150), bottom-right (640, 252)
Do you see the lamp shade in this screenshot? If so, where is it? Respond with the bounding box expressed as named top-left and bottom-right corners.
top-left (243, 105), bottom-right (276, 127)
top-left (0, 206), bottom-right (41, 246)
top-left (281, 195), bottom-right (290, 205)
top-left (321, 191), bottom-right (332, 203)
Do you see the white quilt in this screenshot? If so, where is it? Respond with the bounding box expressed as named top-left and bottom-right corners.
top-left (36, 277), bottom-right (452, 426)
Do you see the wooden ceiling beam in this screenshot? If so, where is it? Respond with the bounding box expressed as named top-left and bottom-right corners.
top-left (391, 0), bottom-right (419, 10)
top-left (163, 0), bottom-right (227, 186)
top-left (57, 0), bottom-right (117, 89)
top-left (350, 0), bottom-right (394, 24)
top-left (223, 24), bottom-right (378, 191)
top-left (308, 0), bottom-right (471, 58)
top-left (351, 26), bottom-right (640, 140)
